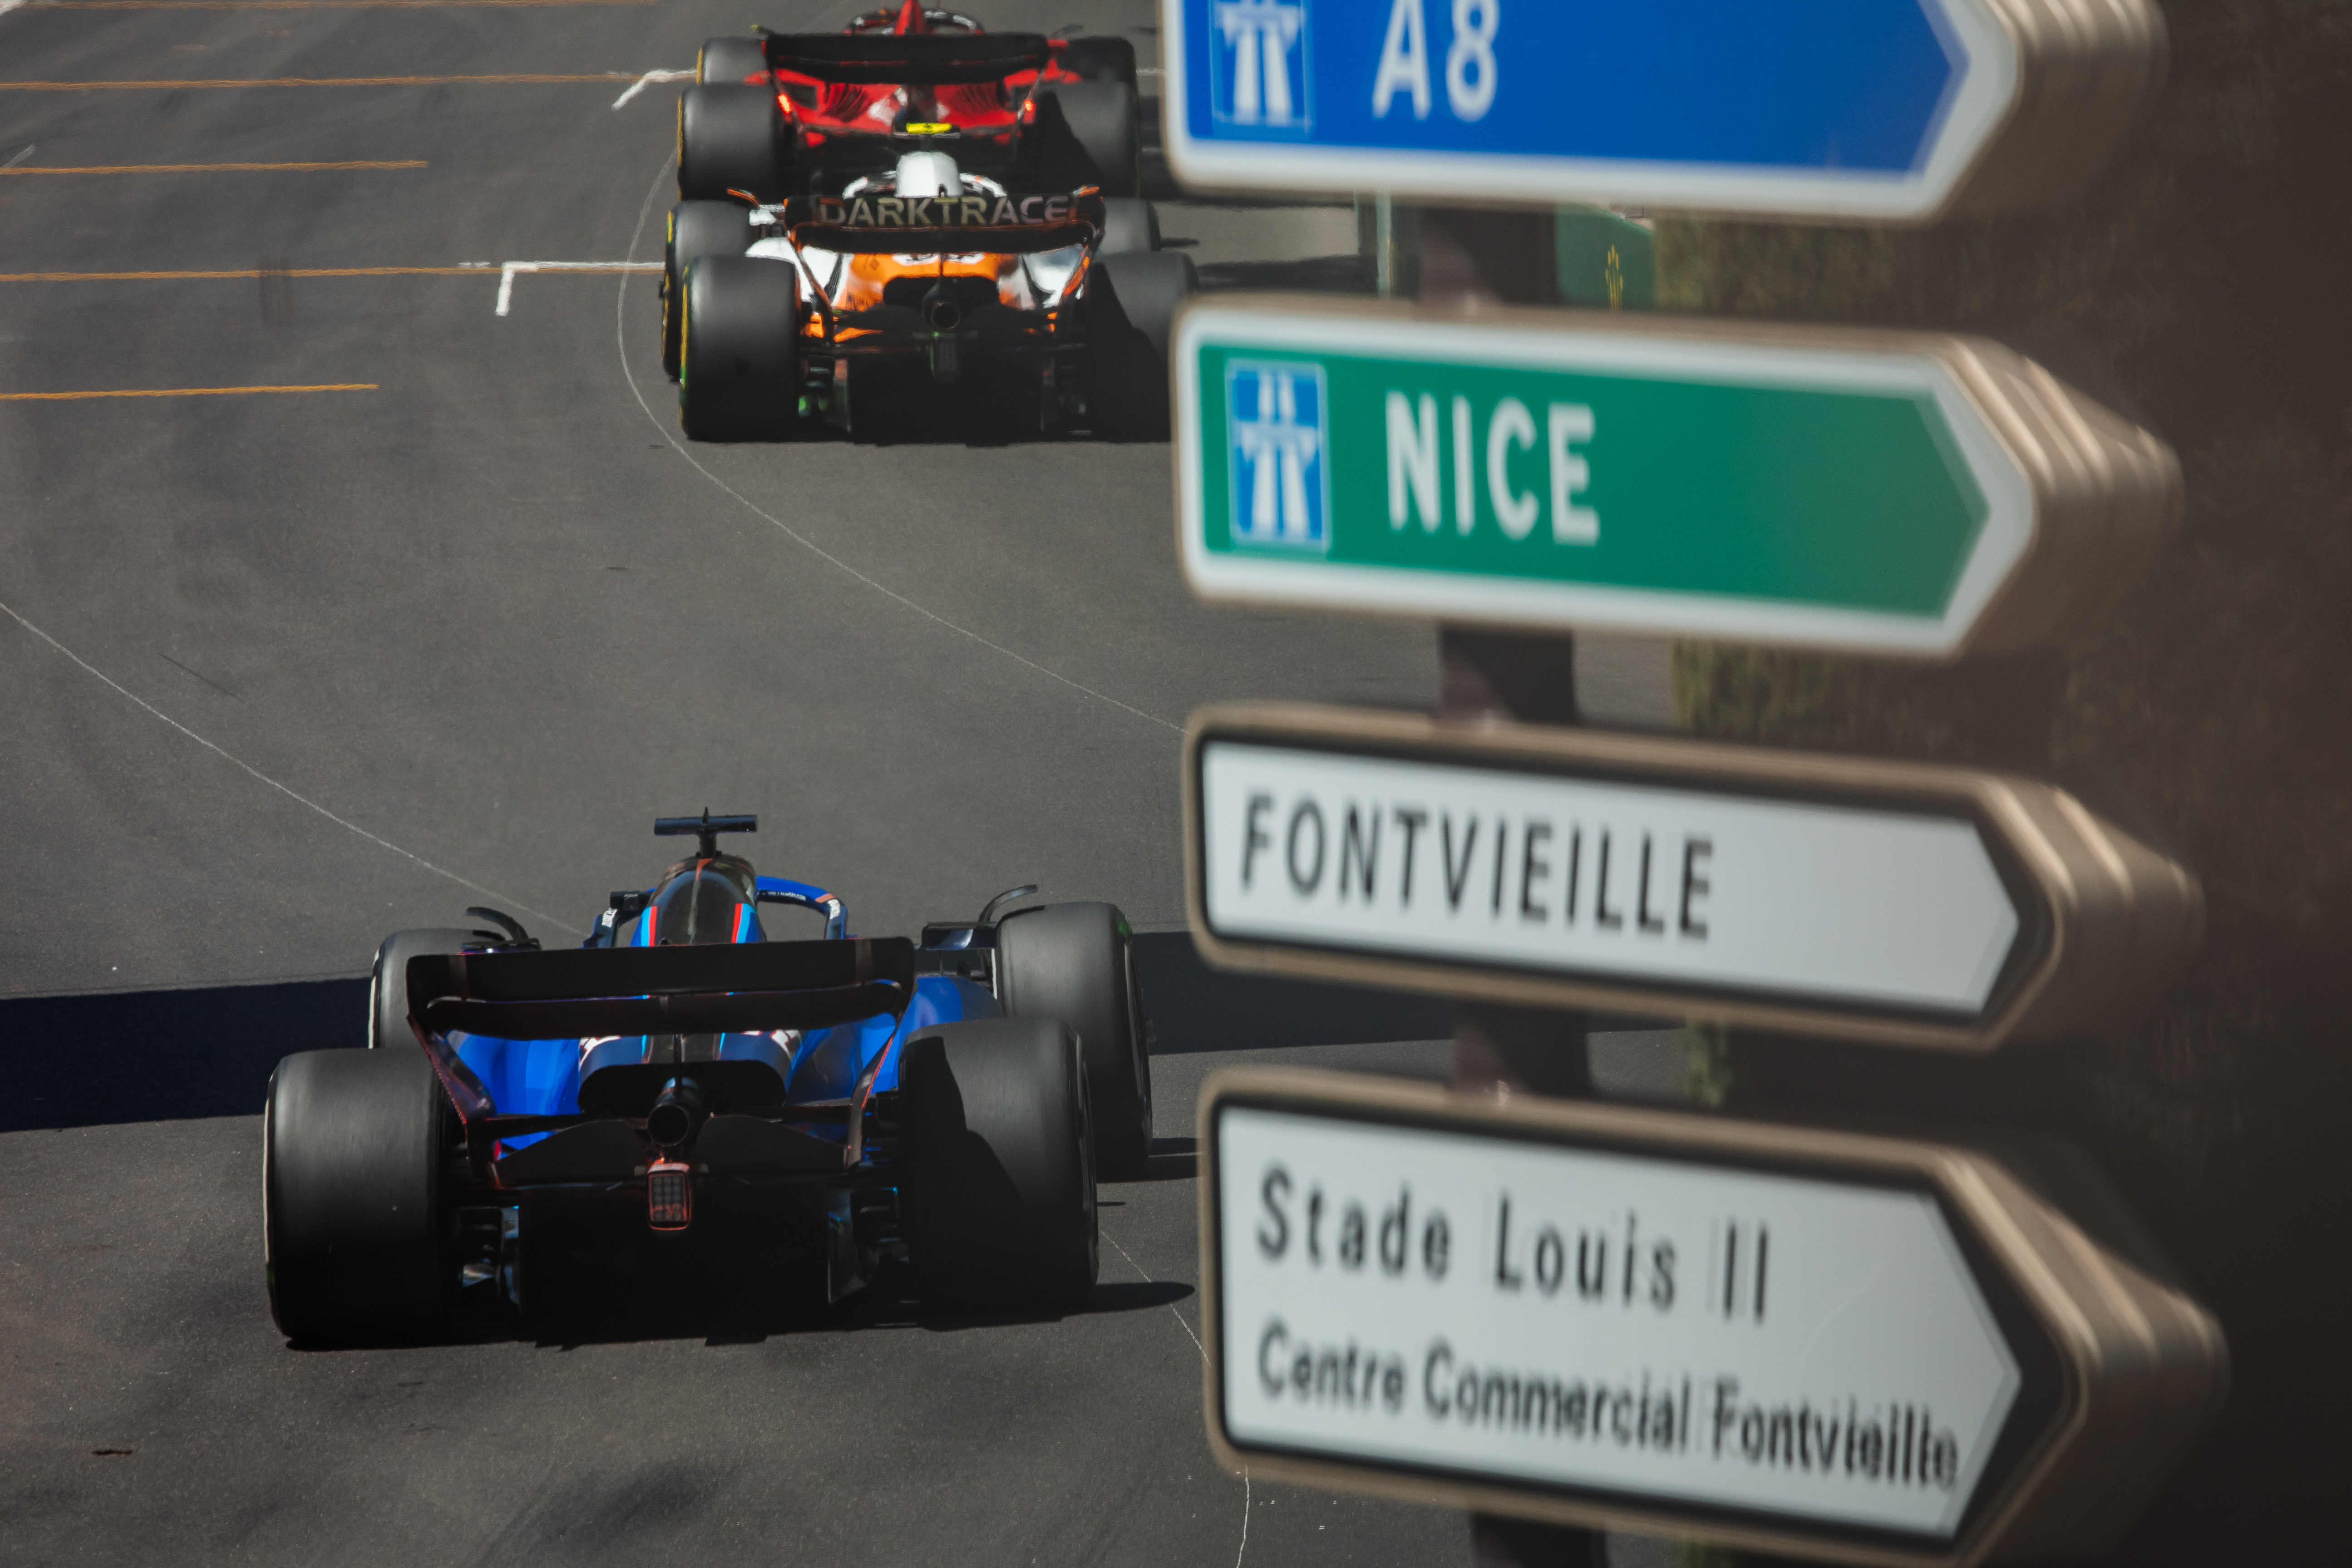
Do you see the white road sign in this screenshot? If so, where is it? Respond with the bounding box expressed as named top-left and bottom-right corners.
top-left (1220, 1105), bottom-right (2017, 1537)
top-left (1183, 705), bottom-right (2204, 1051)
top-left (1201, 736), bottom-right (2018, 1018)
top-left (1200, 1071), bottom-right (2230, 1568)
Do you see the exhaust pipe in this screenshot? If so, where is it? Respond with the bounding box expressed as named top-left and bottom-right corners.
top-left (646, 1075), bottom-right (705, 1151)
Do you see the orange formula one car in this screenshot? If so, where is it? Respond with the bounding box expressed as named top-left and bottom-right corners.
top-left (662, 137), bottom-right (1195, 443)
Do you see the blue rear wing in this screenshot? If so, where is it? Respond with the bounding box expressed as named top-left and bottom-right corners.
top-left (405, 937), bottom-right (911, 1043)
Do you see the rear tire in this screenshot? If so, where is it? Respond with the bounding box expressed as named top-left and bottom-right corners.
top-left (1083, 251), bottom-right (1197, 441)
top-left (1059, 37), bottom-right (1138, 89)
top-left (1022, 81), bottom-right (1141, 198)
top-left (996, 902), bottom-right (1154, 1179)
top-left (677, 83), bottom-right (790, 202)
top-left (900, 1019), bottom-right (1097, 1310)
top-left (696, 36), bottom-right (769, 86)
top-left (369, 928), bottom-right (480, 1051)
top-left (1099, 197), bottom-right (1160, 256)
top-left (265, 1048), bottom-right (450, 1343)
top-left (680, 255), bottom-right (801, 442)
top-left (663, 202), bottom-right (754, 380)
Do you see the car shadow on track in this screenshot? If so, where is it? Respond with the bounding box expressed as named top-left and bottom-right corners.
top-left (0, 976), bottom-right (364, 1134)
top-left (460, 1251), bottom-right (1195, 1353)
top-left (1109, 1135), bottom-right (1197, 1183)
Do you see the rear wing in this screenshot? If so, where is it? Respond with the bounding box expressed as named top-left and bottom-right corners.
top-left (784, 189), bottom-right (1102, 256)
top-left (406, 937), bottom-right (915, 1042)
top-left (763, 30), bottom-right (1051, 84)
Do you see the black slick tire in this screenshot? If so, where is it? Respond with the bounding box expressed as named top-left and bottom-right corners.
top-left (677, 83), bottom-right (790, 202)
top-left (900, 1018), bottom-right (1097, 1310)
top-left (264, 1048), bottom-right (451, 1343)
top-left (1059, 36), bottom-right (1139, 88)
top-left (1099, 197), bottom-right (1160, 256)
top-left (696, 36), bottom-right (769, 86)
top-left (995, 902), bottom-right (1153, 1179)
top-left (663, 202), bottom-right (753, 380)
top-left (369, 928), bottom-right (480, 1051)
top-left (679, 255), bottom-right (801, 442)
top-left (1083, 251), bottom-right (1197, 441)
top-left (1023, 81), bottom-right (1142, 198)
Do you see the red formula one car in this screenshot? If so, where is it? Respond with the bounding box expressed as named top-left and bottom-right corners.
top-left (678, 5), bottom-right (1143, 205)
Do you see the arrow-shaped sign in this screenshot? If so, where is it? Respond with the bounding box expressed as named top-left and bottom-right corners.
top-left (1175, 299), bottom-right (2181, 660)
top-left (1184, 705), bottom-right (2201, 1050)
top-left (1200, 1070), bottom-right (2228, 1567)
top-left (1161, 0), bottom-right (2166, 222)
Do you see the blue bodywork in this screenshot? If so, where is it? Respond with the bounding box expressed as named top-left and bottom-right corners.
top-left (451, 872), bottom-right (995, 1152)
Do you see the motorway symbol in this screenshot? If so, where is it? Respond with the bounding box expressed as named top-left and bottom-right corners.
top-left (1161, 0), bottom-right (2165, 222)
top-left (1175, 299), bottom-right (2181, 660)
top-left (1228, 361), bottom-right (1330, 548)
top-left (1199, 1069), bottom-right (2228, 1567)
top-left (1183, 705), bottom-right (2202, 1051)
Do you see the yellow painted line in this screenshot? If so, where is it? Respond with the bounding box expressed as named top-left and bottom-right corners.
top-left (0, 160), bottom-right (427, 174)
top-left (0, 384), bottom-right (377, 400)
top-left (0, 74), bottom-right (626, 92)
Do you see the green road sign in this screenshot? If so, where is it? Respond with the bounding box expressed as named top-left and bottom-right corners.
top-left (1174, 298), bottom-right (2181, 659)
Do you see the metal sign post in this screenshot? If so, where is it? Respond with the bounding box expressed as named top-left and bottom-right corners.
top-left (1159, 0), bottom-right (2165, 222)
top-left (1198, 1069), bottom-right (2228, 1568)
top-left (1183, 704), bottom-right (2202, 1051)
top-left (1174, 296), bottom-right (2182, 660)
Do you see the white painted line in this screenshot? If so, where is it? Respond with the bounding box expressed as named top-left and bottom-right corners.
top-left (493, 259), bottom-right (660, 315)
top-left (611, 67), bottom-right (691, 109)
top-left (0, 595), bottom-right (579, 934)
top-left (3, 145), bottom-right (32, 168)
top-left (0, 2), bottom-right (27, 17)
top-left (610, 151), bottom-right (1184, 737)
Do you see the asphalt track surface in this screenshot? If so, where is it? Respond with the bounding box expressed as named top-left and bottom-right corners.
top-left (0, 4), bottom-right (1672, 1563)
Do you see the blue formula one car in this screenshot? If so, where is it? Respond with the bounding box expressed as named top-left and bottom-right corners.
top-left (262, 812), bottom-right (1154, 1342)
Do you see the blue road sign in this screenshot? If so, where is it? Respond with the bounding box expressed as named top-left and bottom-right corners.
top-left (1159, 0), bottom-right (2164, 222)
top-left (1226, 361), bottom-right (1330, 551)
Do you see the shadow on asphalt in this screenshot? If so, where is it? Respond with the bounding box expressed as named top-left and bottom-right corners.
top-left (442, 1257), bottom-right (1194, 1353)
top-left (0, 939), bottom-right (1447, 1132)
top-left (1132, 931), bottom-right (1450, 1054)
top-left (1110, 1135), bottom-right (1197, 1183)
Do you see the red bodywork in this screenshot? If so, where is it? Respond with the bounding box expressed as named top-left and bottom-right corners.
top-left (716, 3), bottom-right (1092, 172)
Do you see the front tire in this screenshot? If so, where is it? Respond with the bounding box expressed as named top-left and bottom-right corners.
top-left (996, 902), bottom-right (1154, 1179)
top-left (264, 1048), bottom-right (450, 1343)
top-left (680, 255), bottom-right (801, 442)
top-left (663, 202), bottom-right (754, 380)
top-left (1099, 197), bottom-right (1160, 256)
top-left (696, 35), bottom-right (769, 86)
top-left (900, 1019), bottom-right (1097, 1310)
top-left (1083, 251), bottom-right (1197, 441)
top-left (369, 928), bottom-right (480, 1051)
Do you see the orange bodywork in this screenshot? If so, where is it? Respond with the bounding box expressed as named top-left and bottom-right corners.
top-left (808, 247), bottom-right (1086, 345)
